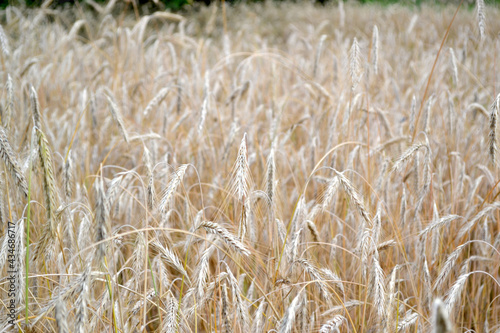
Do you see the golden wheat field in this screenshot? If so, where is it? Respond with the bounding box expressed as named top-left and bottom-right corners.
top-left (0, 0), bottom-right (499, 332)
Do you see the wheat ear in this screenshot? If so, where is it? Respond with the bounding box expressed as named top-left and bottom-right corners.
top-left (34, 127), bottom-right (60, 260)
top-left (221, 282), bottom-right (232, 333)
top-left (55, 298), bottom-right (69, 333)
top-left (163, 290), bottom-right (179, 333)
top-left (143, 87), bottom-right (169, 116)
top-left (94, 175), bottom-right (110, 262)
top-left (372, 25), bottom-right (379, 75)
top-left (0, 126), bottom-right (28, 199)
top-left (279, 288), bottom-right (305, 333)
top-left (433, 298), bottom-right (452, 333)
top-left (313, 35), bottom-right (327, 78)
top-left (143, 147), bottom-right (155, 210)
top-left (334, 169), bottom-right (372, 227)
top-left (199, 221), bottom-right (250, 256)
top-left (0, 24), bottom-right (10, 58)
top-left (4, 74), bottom-right (13, 129)
top-left (74, 265), bottom-right (90, 333)
top-left (30, 85), bottom-right (42, 129)
top-left (106, 95), bottom-right (129, 144)
top-left (490, 94), bottom-right (500, 166)
top-left (159, 164), bottom-right (188, 216)
top-left (63, 151), bottom-right (73, 200)
top-left (476, 0), bottom-right (485, 41)
top-left (232, 133), bottom-right (250, 201)
top-left (320, 315), bottom-right (346, 333)
top-left (349, 37), bottom-right (361, 91)
top-left (449, 48), bottom-right (458, 85)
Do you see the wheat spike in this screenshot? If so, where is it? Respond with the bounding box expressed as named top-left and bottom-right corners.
top-left (313, 35), bottom-right (327, 78)
top-left (279, 288), bottom-right (305, 333)
top-left (55, 298), bottom-right (69, 333)
top-left (4, 74), bottom-right (13, 129)
top-left (0, 24), bottom-right (10, 58)
top-left (232, 133), bottom-right (250, 201)
top-left (30, 85), bottom-right (42, 129)
top-left (334, 169), bottom-right (371, 227)
top-left (199, 221), bottom-right (250, 256)
top-left (433, 298), bottom-right (452, 333)
top-left (94, 175), bottom-right (109, 262)
top-left (449, 48), bottom-right (458, 85)
top-left (106, 95), bottom-right (129, 143)
top-left (477, 0), bottom-right (485, 41)
top-left (221, 282), bottom-right (232, 333)
top-left (490, 94), bottom-right (500, 166)
top-left (0, 126), bottom-right (28, 199)
top-left (63, 151), bottom-right (73, 200)
top-left (372, 25), bottom-right (379, 75)
top-left (163, 290), bottom-right (179, 333)
top-left (349, 37), bottom-right (362, 91)
top-left (74, 265), bottom-right (90, 333)
top-left (34, 127), bottom-right (60, 260)
top-left (143, 87), bottom-right (169, 116)
top-left (159, 164), bottom-right (188, 216)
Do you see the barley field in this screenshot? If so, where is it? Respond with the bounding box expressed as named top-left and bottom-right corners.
top-left (0, 1), bottom-right (499, 332)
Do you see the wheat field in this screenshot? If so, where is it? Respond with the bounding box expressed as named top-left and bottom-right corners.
top-left (0, 1), bottom-right (499, 332)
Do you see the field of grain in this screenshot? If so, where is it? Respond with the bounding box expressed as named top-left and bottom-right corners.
top-left (0, 1), bottom-right (499, 332)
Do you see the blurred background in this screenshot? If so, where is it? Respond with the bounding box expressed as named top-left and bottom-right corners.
top-left (0, 0), bottom-right (495, 12)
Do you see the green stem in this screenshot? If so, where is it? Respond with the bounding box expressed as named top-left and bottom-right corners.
top-left (25, 138), bottom-right (33, 327)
